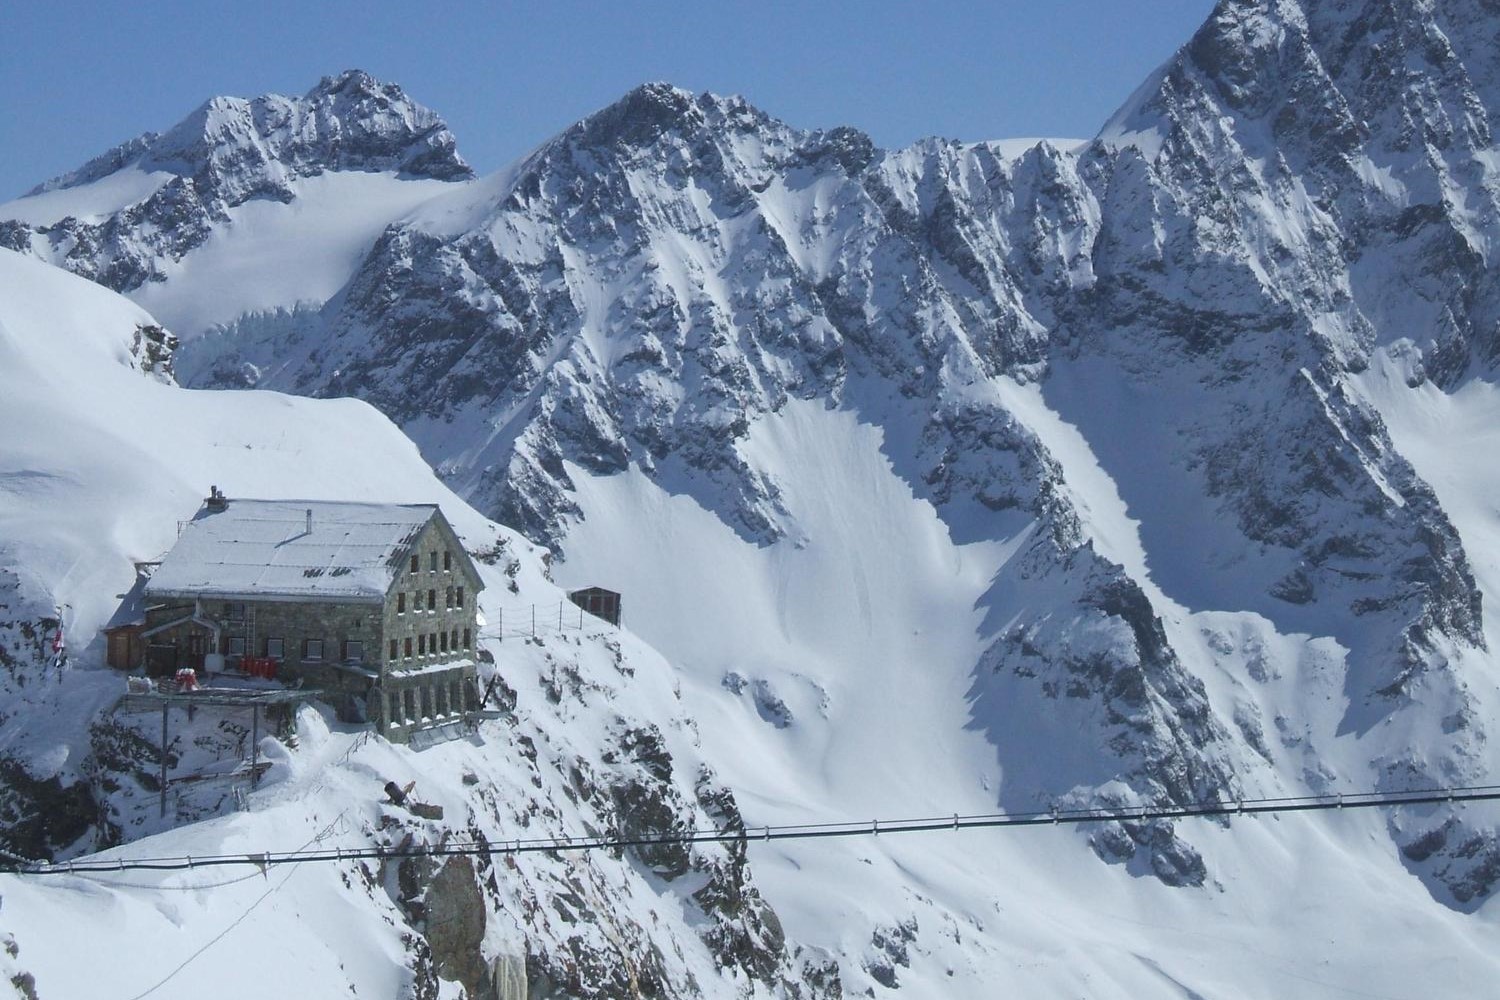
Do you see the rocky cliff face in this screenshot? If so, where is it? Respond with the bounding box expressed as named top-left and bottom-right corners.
top-left (6, 0), bottom-right (1500, 921)
top-left (1071, 0), bottom-right (1500, 890)
top-left (372, 631), bottom-right (834, 1000)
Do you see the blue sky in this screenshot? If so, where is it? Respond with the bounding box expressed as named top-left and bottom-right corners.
top-left (0, 1), bottom-right (1214, 199)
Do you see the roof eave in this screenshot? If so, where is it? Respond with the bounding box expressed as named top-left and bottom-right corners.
top-left (142, 588), bottom-right (386, 606)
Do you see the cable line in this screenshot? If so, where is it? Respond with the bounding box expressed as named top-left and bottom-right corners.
top-left (6, 783), bottom-right (1499, 879)
top-left (117, 812), bottom-right (345, 1000)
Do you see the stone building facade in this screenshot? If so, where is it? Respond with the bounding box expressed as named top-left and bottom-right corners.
top-left (131, 493), bottom-right (483, 743)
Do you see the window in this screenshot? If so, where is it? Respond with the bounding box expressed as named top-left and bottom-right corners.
top-left (436, 683), bottom-right (448, 716)
top-left (418, 634), bottom-right (426, 655)
top-left (344, 640), bottom-right (364, 663)
top-left (227, 636), bottom-right (246, 656)
top-left (445, 586), bottom-right (454, 609)
top-left (456, 586), bottom-right (464, 609)
top-left (388, 639), bottom-right (398, 662)
top-left (451, 628), bottom-right (458, 651)
top-left (303, 639), bottom-right (323, 661)
top-left (409, 554), bottom-right (419, 574)
top-left (429, 633), bottom-right (438, 657)
top-left (440, 632), bottom-right (448, 653)
top-left (388, 692), bottom-right (401, 727)
top-left (421, 685), bottom-right (433, 719)
top-left (265, 637), bottom-right (285, 659)
top-left (404, 636), bottom-right (413, 658)
top-left (397, 592), bottom-right (406, 614)
top-left (430, 551), bottom-right (439, 571)
top-left (404, 688), bottom-right (415, 722)
top-left (427, 589), bottom-right (436, 611)
top-left (443, 550), bottom-right (452, 571)
top-left (226, 602), bottom-right (245, 623)
top-left (462, 628), bottom-right (471, 649)
top-left (451, 679), bottom-right (462, 712)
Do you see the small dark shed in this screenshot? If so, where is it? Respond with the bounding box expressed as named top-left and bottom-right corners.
top-left (568, 587), bottom-right (622, 626)
top-left (104, 625), bottom-right (145, 670)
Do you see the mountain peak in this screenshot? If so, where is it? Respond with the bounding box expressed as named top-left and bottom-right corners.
top-left (559, 81), bottom-right (809, 154)
top-left (30, 70), bottom-right (472, 199)
top-left (569, 82), bottom-right (711, 149)
top-left (305, 68), bottom-right (387, 100)
top-left (1101, 0), bottom-right (1497, 162)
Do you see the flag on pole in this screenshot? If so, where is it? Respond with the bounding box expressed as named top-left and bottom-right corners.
top-left (50, 617), bottom-right (66, 671)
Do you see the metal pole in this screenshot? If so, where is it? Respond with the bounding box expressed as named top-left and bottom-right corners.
top-left (498, 607), bottom-right (502, 642)
top-left (558, 603), bottom-right (563, 630)
top-left (159, 702), bottom-right (168, 818)
top-left (251, 703), bottom-right (260, 788)
top-left (531, 605), bottom-right (535, 637)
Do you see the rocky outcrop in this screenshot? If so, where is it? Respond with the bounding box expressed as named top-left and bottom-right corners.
top-left (0, 756), bottom-right (95, 864)
top-left (129, 323), bottom-right (179, 382)
top-left (0, 571), bottom-right (99, 863)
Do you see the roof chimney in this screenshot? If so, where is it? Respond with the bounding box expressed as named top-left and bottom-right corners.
top-left (206, 486), bottom-right (228, 512)
top-left (306, 508), bottom-right (313, 534)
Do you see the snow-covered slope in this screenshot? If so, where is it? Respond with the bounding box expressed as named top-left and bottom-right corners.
top-left (0, 250), bottom-right (822, 998)
top-left (7, 0), bottom-right (1500, 994)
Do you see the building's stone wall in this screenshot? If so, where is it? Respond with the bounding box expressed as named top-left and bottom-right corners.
top-left (377, 516), bottom-right (482, 740)
top-left (232, 600), bottom-right (381, 682)
top-left (378, 666), bottom-right (474, 740)
top-left (380, 516), bottom-right (482, 673)
top-left (143, 597), bottom-right (385, 717)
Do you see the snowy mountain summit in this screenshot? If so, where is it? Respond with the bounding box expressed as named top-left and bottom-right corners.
top-left (6, 1), bottom-right (1500, 997)
top-left (0, 69), bottom-right (470, 290)
top-left (37, 69), bottom-right (472, 196)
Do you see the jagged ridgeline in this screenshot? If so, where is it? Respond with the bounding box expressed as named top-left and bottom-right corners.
top-left (5, 0), bottom-right (1500, 995)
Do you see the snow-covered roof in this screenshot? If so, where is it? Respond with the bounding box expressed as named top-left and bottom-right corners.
top-left (145, 498), bottom-right (438, 603)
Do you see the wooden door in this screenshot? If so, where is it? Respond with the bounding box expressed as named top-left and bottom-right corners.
top-left (185, 633), bottom-right (207, 669)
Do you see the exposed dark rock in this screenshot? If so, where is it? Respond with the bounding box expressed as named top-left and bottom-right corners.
top-left (1399, 817), bottom-right (1500, 910)
top-left (0, 756), bottom-right (95, 863)
top-left (425, 856), bottom-right (493, 999)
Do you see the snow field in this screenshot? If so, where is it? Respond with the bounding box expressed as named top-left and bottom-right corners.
top-left (551, 385), bottom-right (1500, 997)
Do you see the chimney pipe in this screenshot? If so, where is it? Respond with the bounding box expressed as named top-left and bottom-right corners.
top-left (306, 508), bottom-right (313, 534)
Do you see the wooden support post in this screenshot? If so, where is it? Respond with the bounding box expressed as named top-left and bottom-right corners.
top-left (159, 702), bottom-right (168, 818)
top-left (251, 703), bottom-right (260, 788)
